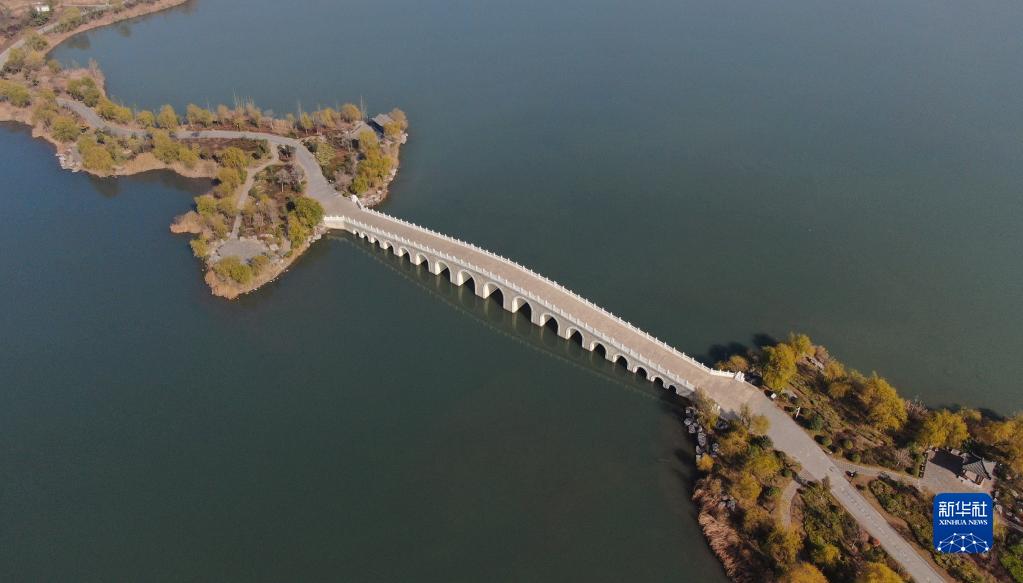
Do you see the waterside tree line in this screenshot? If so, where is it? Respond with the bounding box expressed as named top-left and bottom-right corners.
top-left (716, 332), bottom-right (1023, 476)
top-left (690, 388), bottom-right (908, 583)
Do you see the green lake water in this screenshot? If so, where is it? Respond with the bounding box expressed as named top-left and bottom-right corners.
top-left (2, 0), bottom-right (1022, 579)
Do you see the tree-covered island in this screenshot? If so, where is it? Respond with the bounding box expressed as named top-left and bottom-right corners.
top-left (0, 3), bottom-right (408, 299)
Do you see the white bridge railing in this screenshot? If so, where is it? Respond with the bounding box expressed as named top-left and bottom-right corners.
top-left (325, 211), bottom-right (745, 393)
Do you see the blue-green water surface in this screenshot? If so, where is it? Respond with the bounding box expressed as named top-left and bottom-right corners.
top-left (2, 0), bottom-right (1022, 579)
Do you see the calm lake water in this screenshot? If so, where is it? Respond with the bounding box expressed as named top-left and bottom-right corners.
top-left (2, 0), bottom-right (1022, 579)
top-left (0, 124), bottom-right (713, 580)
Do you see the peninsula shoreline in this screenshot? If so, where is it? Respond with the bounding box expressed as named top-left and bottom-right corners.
top-left (1, 0), bottom-right (407, 299)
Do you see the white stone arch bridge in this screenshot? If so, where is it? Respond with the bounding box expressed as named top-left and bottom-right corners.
top-left (327, 207), bottom-right (743, 397)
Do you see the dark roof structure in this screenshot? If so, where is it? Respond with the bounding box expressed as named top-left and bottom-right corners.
top-left (371, 113), bottom-right (394, 129)
top-left (961, 453), bottom-right (996, 481)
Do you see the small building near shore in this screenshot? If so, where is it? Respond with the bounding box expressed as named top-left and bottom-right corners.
top-left (369, 113), bottom-right (407, 142)
top-left (32, 3), bottom-right (51, 14)
top-left (369, 113), bottom-right (393, 133)
top-left (345, 120), bottom-right (373, 142)
top-left (959, 453), bottom-right (997, 488)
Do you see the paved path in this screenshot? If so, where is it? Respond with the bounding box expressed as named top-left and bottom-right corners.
top-left (60, 97), bottom-right (349, 215)
top-left (0, 5), bottom-right (109, 70)
top-left (52, 98), bottom-right (947, 583)
top-left (230, 146), bottom-right (278, 238)
top-left (0, 19), bottom-right (59, 70)
top-left (777, 478), bottom-right (801, 528)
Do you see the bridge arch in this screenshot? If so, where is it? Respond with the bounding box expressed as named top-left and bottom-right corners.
top-left (413, 252), bottom-right (427, 266)
top-left (564, 326), bottom-right (586, 345)
top-left (481, 281), bottom-right (502, 299)
top-left (491, 286), bottom-right (507, 307)
top-left (510, 296), bottom-right (531, 313)
top-left (430, 259), bottom-right (450, 276)
top-left (453, 269), bottom-right (475, 286)
top-left (635, 366), bottom-right (648, 379)
top-left (566, 329), bottom-right (584, 346)
top-left (539, 312), bottom-right (559, 332)
top-left (397, 247), bottom-right (411, 261)
top-left (613, 354), bottom-right (628, 369)
top-left (590, 342), bottom-right (607, 357)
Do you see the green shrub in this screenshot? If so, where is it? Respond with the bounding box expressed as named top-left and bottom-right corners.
top-left (287, 213), bottom-right (309, 248)
top-left (216, 197), bottom-right (237, 217)
top-left (213, 256), bottom-right (253, 285)
top-left (1, 47), bottom-right (26, 73)
top-left (186, 103), bottom-right (214, 127)
top-left (313, 140), bottom-right (336, 170)
top-left (217, 146), bottom-right (249, 170)
top-left (156, 104), bottom-right (179, 129)
top-left (57, 7), bottom-right (84, 32)
top-left (67, 77), bottom-right (101, 107)
top-left (195, 194), bottom-right (217, 217)
top-left (178, 145), bottom-right (199, 169)
top-left (215, 167), bottom-right (244, 196)
top-left (1001, 539), bottom-right (1023, 583)
top-left (136, 110), bottom-right (156, 128)
top-left (77, 134), bottom-right (114, 173)
top-left (25, 32), bottom-right (48, 52)
top-left (189, 238), bottom-right (209, 258)
top-left (0, 81), bottom-right (32, 107)
top-left (151, 130), bottom-right (180, 163)
top-left (809, 413), bottom-right (825, 432)
top-left (290, 196), bottom-right (323, 229)
top-left (51, 115), bottom-right (81, 142)
top-left (251, 255), bottom-right (270, 275)
top-left (96, 97), bottom-right (133, 124)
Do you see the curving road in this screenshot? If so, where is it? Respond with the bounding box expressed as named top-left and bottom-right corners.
top-left (55, 96), bottom-right (947, 583)
top-left (59, 98), bottom-right (350, 215)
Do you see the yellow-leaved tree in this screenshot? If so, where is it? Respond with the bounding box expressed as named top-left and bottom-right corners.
top-left (856, 562), bottom-right (904, 583)
top-left (781, 562), bottom-right (827, 583)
